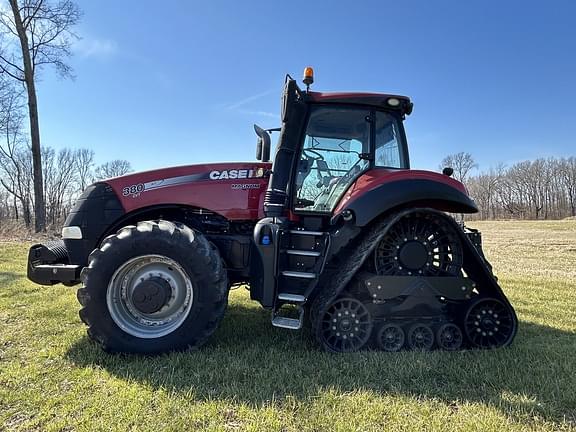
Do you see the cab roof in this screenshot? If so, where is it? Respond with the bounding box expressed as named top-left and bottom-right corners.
top-left (306, 91), bottom-right (413, 116)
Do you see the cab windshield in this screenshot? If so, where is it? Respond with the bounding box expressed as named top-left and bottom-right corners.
top-left (294, 106), bottom-right (406, 213)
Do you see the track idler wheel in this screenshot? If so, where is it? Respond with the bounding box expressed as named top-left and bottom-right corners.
top-left (318, 297), bottom-right (373, 352)
top-left (464, 298), bottom-right (516, 349)
top-left (407, 324), bottom-right (434, 350)
top-left (376, 324), bottom-right (405, 352)
top-left (436, 323), bottom-right (463, 351)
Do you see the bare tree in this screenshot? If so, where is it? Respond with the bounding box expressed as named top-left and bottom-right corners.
top-left (74, 147), bottom-right (94, 191)
top-left (467, 168), bottom-right (501, 220)
top-left (0, 0), bottom-right (81, 231)
top-left (559, 156), bottom-right (576, 217)
top-left (0, 143), bottom-right (33, 226)
top-left (43, 146), bottom-right (76, 225)
top-left (0, 76), bottom-right (33, 226)
top-left (440, 152), bottom-right (478, 183)
top-left (94, 160), bottom-right (132, 180)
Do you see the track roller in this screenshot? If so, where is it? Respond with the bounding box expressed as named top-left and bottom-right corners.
top-left (436, 323), bottom-right (463, 351)
top-left (376, 324), bottom-right (405, 352)
top-left (407, 323), bottom-right (434, 350)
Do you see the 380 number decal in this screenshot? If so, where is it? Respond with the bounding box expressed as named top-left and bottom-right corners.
top-left (122, 183), bottom-right (144, 197)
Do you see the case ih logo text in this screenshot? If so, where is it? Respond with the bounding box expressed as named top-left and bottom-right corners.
top-left (209, 169), bottom-right (262, 180)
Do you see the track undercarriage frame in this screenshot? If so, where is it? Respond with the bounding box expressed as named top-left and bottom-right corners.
top-left (307, 208), bottom-right (518, 352)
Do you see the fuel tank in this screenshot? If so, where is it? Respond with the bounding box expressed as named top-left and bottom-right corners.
top-left (105, 162), bottom-right (272, 220)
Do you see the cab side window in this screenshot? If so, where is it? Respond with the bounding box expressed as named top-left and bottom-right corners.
top-left (374, 112), bottom-right (405, 168)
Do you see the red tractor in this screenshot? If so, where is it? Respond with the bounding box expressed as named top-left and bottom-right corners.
top-left (27, 69), bottom-right (517, 353)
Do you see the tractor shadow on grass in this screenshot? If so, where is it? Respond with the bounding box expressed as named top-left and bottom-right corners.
top-left (66, 302), bottom-right (576, 425)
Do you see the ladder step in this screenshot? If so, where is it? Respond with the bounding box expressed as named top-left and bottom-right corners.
top-left (271, 316), bottom-right (302, 330)
top-left (289, 229), bottom-right (324, 236)
top-left (285, 249), bottom-right (321, 257)
top-left (277, 293), bottom-right (306, 302)
top-left (281, 271), bottom-right (316, 279)
top-left (271, 305), bottom-right (304, 330)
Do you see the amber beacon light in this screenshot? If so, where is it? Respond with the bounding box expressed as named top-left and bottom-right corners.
top-left (303, 67), bottom-right (314, 88)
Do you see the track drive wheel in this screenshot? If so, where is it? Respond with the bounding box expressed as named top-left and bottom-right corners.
top-left (376, 324), bottom-right (405, 352)
top-left (317, 297), bottom-right (373, 353)
top-left (464, 298), bottom-right (516, 349)
top-left (407, 324), bottom-right (434, 350)
top-left (374, 211), bottom-right (463, 276)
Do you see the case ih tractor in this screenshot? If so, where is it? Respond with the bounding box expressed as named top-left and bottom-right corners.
top-left (27, 69), bottom-right (517, 354)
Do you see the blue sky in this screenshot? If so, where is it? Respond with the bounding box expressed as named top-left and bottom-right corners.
top-left (37, 0), bottom-right (576, 173)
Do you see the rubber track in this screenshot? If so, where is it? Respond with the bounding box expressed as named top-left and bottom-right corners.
top-left (310, 212), bottom-right (401, 350)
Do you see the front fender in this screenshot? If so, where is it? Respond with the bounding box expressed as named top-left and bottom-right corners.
top-left (337, 178), bottom-right (478, 227)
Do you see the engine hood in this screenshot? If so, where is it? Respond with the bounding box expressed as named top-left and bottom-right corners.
top-left (105, 162), bottom-right (272, 220)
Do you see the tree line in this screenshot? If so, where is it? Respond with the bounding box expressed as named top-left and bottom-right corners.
top-left (0, 142), bottom-right (131, 229)
top-left (441, 152), bottom-right (576, 220)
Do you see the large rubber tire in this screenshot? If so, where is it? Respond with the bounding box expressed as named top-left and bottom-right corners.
top-left (77, 220), bottom-right (228, 354)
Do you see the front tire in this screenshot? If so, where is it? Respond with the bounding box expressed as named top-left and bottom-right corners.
top-left (77, 220), bottom-right (228, 354)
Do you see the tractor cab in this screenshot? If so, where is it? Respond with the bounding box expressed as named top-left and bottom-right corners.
top-left (257, 69), bottom-right (413, 220)
top-left (250, 69), bottom-right (417, 327)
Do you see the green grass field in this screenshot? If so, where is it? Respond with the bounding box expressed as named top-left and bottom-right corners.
top-left (1, 221), bottom-right (575, 431)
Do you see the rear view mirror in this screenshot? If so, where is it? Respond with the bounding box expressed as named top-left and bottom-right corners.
top-left (254, 124), bottom-right (271, 162)
top-left (442, 167), bottom-right (454, 177)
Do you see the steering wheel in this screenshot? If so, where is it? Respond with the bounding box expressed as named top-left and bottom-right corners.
top-left (321, 160), bottom-right (364, 203)
top-left (302, 148), bottom-right (324, 161)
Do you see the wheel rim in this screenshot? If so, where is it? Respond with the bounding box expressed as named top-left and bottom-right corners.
top-left (377, 324), bottom-right (405, 352)
top-left (375, 213), bottom-right (463, 276)
top-left (106, 255), bottom-right (193, 339)
top-left (320, 298), bottom-right (373, 352)
top-left (436, 323), bottom-right (463, 351)
top-left (464, 298), bottom-right (515, 348)
top-left (407, 324), bottom-right (434, 350)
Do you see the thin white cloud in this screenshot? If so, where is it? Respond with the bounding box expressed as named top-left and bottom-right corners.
top-left (239, 109), bottom-right (278, 119)
top-left (74, 37), bottom-right (118, 58)
top-left (226, 89), bottom-right (275, 110)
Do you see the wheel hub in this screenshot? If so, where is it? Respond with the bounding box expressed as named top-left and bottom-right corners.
top-left (473, 308), bottom-right (500, 335)
top-left (339, 318), bottom-right (352, 332)
top-left (131, 276), bottom-right (172, 314)
top-left (398, 240), bottom-right (429, 270)
top-left (106, 254), bottom-right (194, 339)
top-left (384, 330), bottom-right (396, 341)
